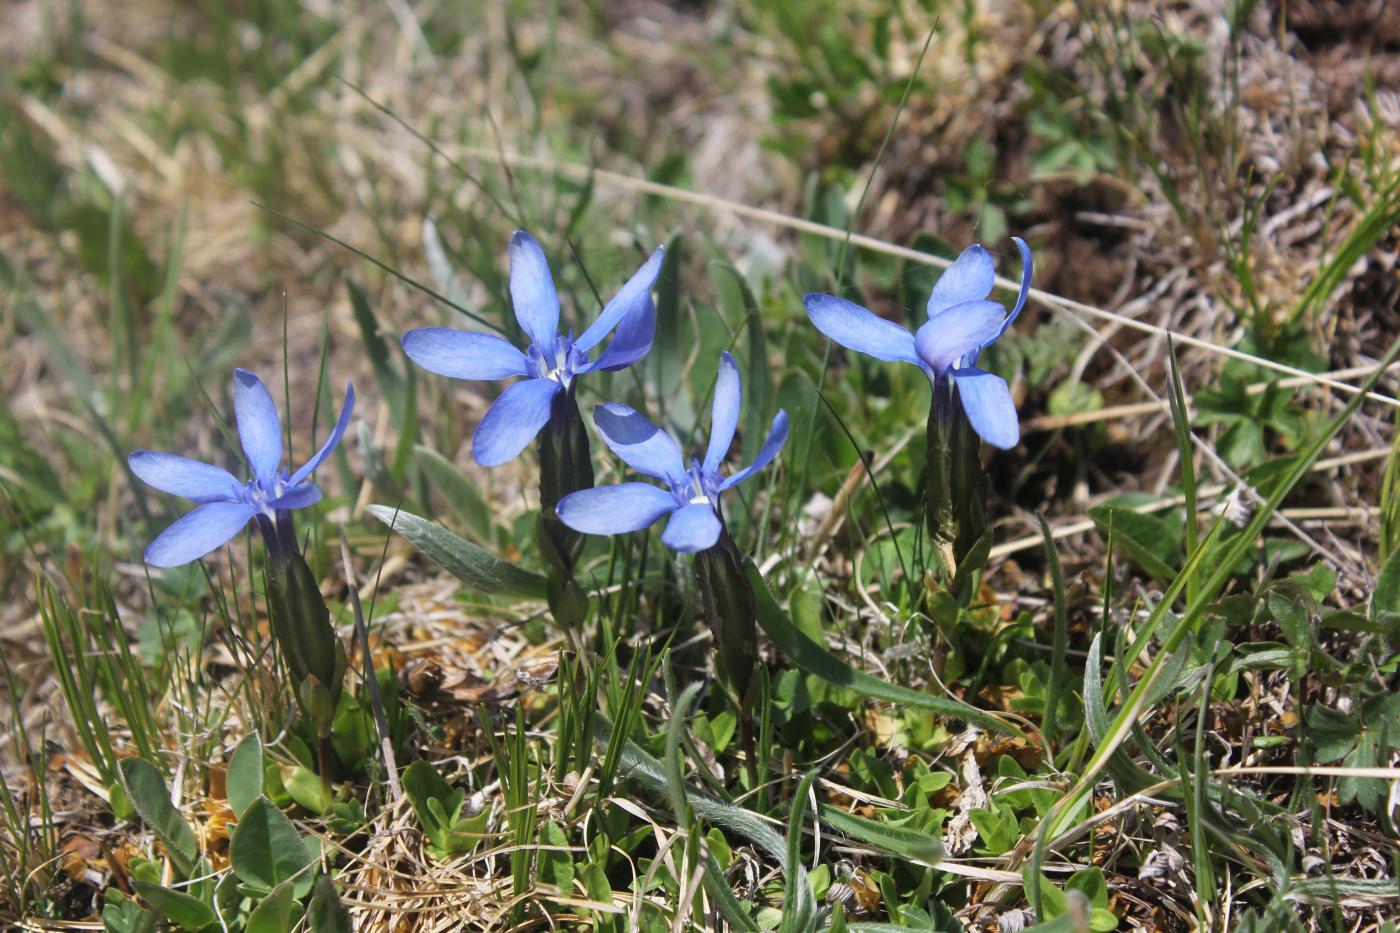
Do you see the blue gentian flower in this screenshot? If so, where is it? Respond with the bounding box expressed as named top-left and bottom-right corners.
top-left (402, 231), bottom-right (663, 466)
top-left (803, 238), bottom-right (1033, 449)
top-left (557, 352), bottom-right (789, 553)
top-left (128, 369), bottom-right (354, 567)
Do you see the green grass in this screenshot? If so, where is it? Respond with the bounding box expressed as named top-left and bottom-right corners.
top-left (3, 2), bottom-right (1400, 931)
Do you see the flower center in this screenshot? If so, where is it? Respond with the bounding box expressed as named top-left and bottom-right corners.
top-left (679, 462), bottom-right (720, 508)
top-left (244, 472), bottom-right (289, 515)
top-left (528, 333), bottom-right (587, 387)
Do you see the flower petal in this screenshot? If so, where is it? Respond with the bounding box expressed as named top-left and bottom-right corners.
top-left (704, 351), bottom-right (741, 474)
top-left (991, 236), bottom-right (1033, 342)
top-left (288, 381), bottom-right (355, 486)
top-left (143, 501), bottom-right (256, 567)
top-left (269, 483), bottom-right (322, 511)
top-left (508, 231), bottom-right (560, 351)
top-left (927, 244), bottom-right (995, 319)
top-left (471, 377), bottom-right (560, 466)
top-left (233, 369), bottom-right (283, 482)
top-left (804, 294), bottom-right (918, 364)
top-left (556, 483), bottom-right (678, 535)
top-left (913, 301), bottom-right (1006, 373)
top-left (954, 367), bottom-right (1019, 449)
top-left (575, 246), bottom-right (664, 352)
top-left (582, 297), bottom-right (655, 373)
top-left (720, 410), bottom-right (789, 491)
top-left (660, 502), bottom-right (722, 553)
top-left (128, 451), bottom-right (243, 502)
top-left (402, 329), bottom-right (529, 381)
top-left (594, 402), bottom-right (685, 482)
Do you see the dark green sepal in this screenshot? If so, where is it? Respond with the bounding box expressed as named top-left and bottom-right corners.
top-left (546, 570), bottom-right (589, 631)
top-left (694, 529), bottom-right (759, 704)
top-left (924, 375), bottom-right (988, 579)
top-left (536, 384), bottom-right (594, 580)
top-left (265, 545), bottom-right (346, 735)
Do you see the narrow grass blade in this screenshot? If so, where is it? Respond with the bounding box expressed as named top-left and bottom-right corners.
top-left (1166, 338), bottom-right (1201, 604)
top-left (781, 769), bottom-right (820, 933)
top-left (256, 203), bottom-right (505, 334)
top-left (1038, 514), bottom-right (1069, 748)
top-left (346, 280), bottom-right (406, 419)
top-left (664, 683), bottom-right (703, 824)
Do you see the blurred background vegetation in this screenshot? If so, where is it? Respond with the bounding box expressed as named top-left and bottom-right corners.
top-left (2, 0), bottom-right (1399, 929)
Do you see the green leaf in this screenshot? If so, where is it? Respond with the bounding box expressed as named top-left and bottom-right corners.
top-left (245, 878), bottom-right (302, 933)
top-left (284, 765), bottom-right (332, 815)
top-left (1340, 730), bottom-right (1384, 810)
top-left (1083, 633), bottom-right (1109, 744)
top-left (695, 710), bottom-right (737, 754)
top-left (226, 732), bottom-right (263, 819)
top-left (230, 797), bottom-right (314, 899)
top-left (1374, 546), bottom-right (1400, 621)
top-left (308, 874), bottom-right (354, 933)
top-left (414, 445), bottom-right (494, 544)
top-left (537, 821), bottom-right (574, 895)
top-left (969, 805), bottom-right (1017, 854)
top-left (1266, 582), bottom-right (1316, 653)
top-left (746, 562), bottom-right (1023, 738)
top-left (816, 805), bottom-right (944, 865)
top-left (1306, 706), bottom-right (1360, 763)
top-left (101, 887), bottom-right (159, 933)
top-left (402, 760), bottom-right (482, 857)
top-left (366, 505), bottom-right (546, 598)
top-left (129, 880), bottom-right (215, 931)
top-left (706, 827), bottom-right (732, 870)
top-left (118, 758), bottom-right (198, 876)
top-left (1089, 506), bottom-right (1180, 582)
top-left (402, 761), bottom-right (460, 833)
top-left (581, 859), bottom-right (621, 933)
top-left (705, 851), bottom-right (760, 932)
top-left (1066, 867), bottom-right (1109, 908)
